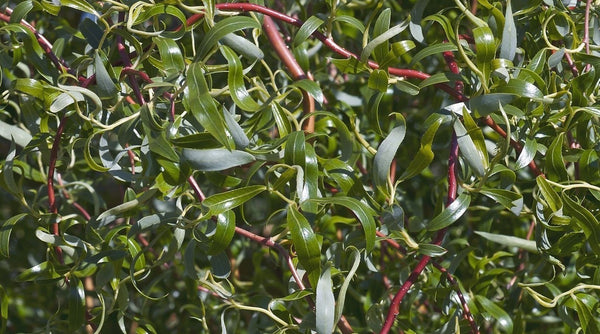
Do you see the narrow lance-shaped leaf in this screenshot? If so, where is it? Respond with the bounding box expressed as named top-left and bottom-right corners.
top-left (561, 192), bottom-right (600, 255)
top-left (184, 62), bottom-right (232, 149)
top-left (475, 295), bottom-right (514, 333)
top-left (197, 16), bottom-right (261, 61)
top-left (334, 248), bottom-right (360, 325)
top-left (462, 107), bottom-right (489, 171)
top-left (221, 45), bottom-right (262, 112)
top-left (203, 185), bottom-right (266, 217)
top-left (427, 193), bottom-right (471, 231)
top-left (316, 264), bottom-right (335, 334)
top-left (0, 213), bottom-right (28, 258)
top-left (68, 277), bottom-right (86, 332)
top-left (373, 119), bottom-right (407, 196)
top-left (516, 138), bottom-right (537, 169)
top-left (153, 37), bottom-right (185, 74)
top-left (372, 9), bottom-right (391, 63)
top-left (499, 0), bottom-right (517, 61)
top-left (545, 133), bottom-right (568, 181)
top-left (311, 197), bottom-right (376, 252)
top-left (479, 188), bottom-right (523, 216)
top-left (294, 16), bottom-right (324, 47)
top-left (454, 115), bottom-right (486, 176)
top-left (287, 205), bottom-right (321, 286)
top-left (220, 33), bottom-right (264, 61)
top-left (475, 231), bottom-right (538, 253)
top-left (400, 117), bottom-right (443, 181)
top-left (208, 211), bottom-right (236, 255)
top-left (361, 17), bottom-right (410, 61)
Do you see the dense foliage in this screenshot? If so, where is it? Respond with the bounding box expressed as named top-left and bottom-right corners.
top-left (1, 0), bottom-right (600, 332)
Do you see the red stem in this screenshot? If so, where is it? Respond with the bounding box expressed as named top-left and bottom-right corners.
top-left (48, 116), bottom-right (67, 264)
top-left (380, 132), bottom-right (459, 333)
top-left (262, 15), bottom-right (315, 133)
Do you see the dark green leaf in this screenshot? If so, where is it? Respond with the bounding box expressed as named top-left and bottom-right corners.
top-left (184, 62), bottom-right (232, 149)
top-left (475, 295), bottom-right (514, 333)
top-left (294, 16), bottom-right (324, 47)
top-left (499, 0), bottom-right (516, 61)
top-left (373, 121), bottom-right (407, 196)
top-left (475, 231), bottom-right (538, 253)
top-left (203, 185), bottom-right (266, 216)
top-left (545, 133), bottom-right (568, 181)
top-left (0, 213), bottom-right (27, 258)
top-left (427, 193), bottom-right (471, 231)
top-left (221, 45), bottom-right (262, 112)
top-left (287, 205), bottom-right (321, 285)
top-left (197, 16), bottom-right (260, 61)
top-left (479, 188), bottom-right (523, 215)
top-left (208, 211), bottom-right (236, 255)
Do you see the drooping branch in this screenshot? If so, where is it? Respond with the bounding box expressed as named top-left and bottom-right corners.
top-left (47, 116), bottom-right (67, 264)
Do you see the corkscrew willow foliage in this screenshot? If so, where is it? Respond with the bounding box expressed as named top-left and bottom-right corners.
top-left (1, 0), bottom-right (600, 333)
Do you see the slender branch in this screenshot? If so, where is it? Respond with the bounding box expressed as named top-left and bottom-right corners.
top-left (262, 15), bottom-right (315, 133)
top-left (48, 116), bottom-right (67, 264)
top-left (117, 12), bottom-right (145, 105)
top-left (584, 0), bottom-right (592, 72)
top-left (185, 3), bottom-right (464, 101)
top-left (380, 132), bottom-right (459, 334)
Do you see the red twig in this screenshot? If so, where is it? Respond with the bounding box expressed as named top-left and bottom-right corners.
top-left (117, 12), bottom-right (145, 105)
top-left (185, 3), bottom-right (464, 101)
top-left (57, 173), bottom-right (92, 221)
top-left (262, 15), bottom-right (315, 133)
top-left (48, 116), bottom-right (67, 264)
top-left (380, 132), bottom-right (459, 333)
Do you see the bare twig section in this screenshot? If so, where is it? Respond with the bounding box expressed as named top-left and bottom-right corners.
top-left (584, 0), bottom-right (593, 71)
top-left (262, 15), bottom-right (315, 133)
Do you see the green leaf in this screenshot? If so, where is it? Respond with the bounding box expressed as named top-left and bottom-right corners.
top-left (473, 26), bottom-right (496, 81)
top-left (183, 148), bottom-right (255, 172)
top-left (573, 295), bottom-right (600, 333)
top-left (184, 62), bottom-right (232, 149)
top-left (310, 197), bottom-right (376, 252)
top-left (372, 8), bottom-right (391, 63)
top-left (495, 79), bottom-right (544, 100)
top-left (475, 231), bottom-right (538, 253)
top-left (499, 0), bottom-right (516, 61)
top-left (399, 117), bottom-right (442, 181)
top-left (60, 0), bottom-right (98, 16)
top-left (515, 138), bottom-right (537, 169)
top-left (221, 45), bottom-right (262, 112)
top-left (209, 252), bottom-right (231, 279)
top-left (361, 17), bottom-right (409, 62)
top-left (294, 16), bottom-right (324, 47)
top-left (316, 264), bottom-right (335, 334)
top-left (410, 43), bottom-right (458, 67)
top-left (293, 79), bottom-right (324, 105)
top-left (544, 133), bottom-right (568, 181)
top-left (394, 80), bottom-right (420, 96)
top-left (459, 107), bottom-right (489, 175)
top-left (208, 211), bottom-right (236, 255)
top-left (203, 185), bottom-right (266, 217)
top-left (287, 205), bottom-right (321, 285)
top-left (220, 33), bottom-right (264, 61)
top-left (562, 192), bottom-right (600, 255)
top-left (479, 188), bottom-right (523, 215)
top-left (128, 3), bottom-right (186, 39)
top-left (333, 15), bottom-right (365, 34)
top-left (68, 277), bottom-right (86, 332)
top-left (334, 247), bottom-right (360, 324)
top-left (154, 37), bottom-right (185, 74)
top-left (417, 243), bottom-right (448, 257)
top-left (427, 193), bottom-right (471, 231)
top-left (197, 16), bottom-right (260, 61)
top-left (409, 0), bottom-right (429, 43)
top-left (284, 131), bottom-right (306, 166)
top-left (222, 107), bottom-right (250, 149)
top-left (0, 213), bottom-right (28, 258)
top-left (79, 18), bottom-right (103, 49)
top-left (94, 50), bottom-right (117, 97)
top-left (16, 261), bottom-right (62, 281)
top-left (368, 69), bottom-right (389, 92)
top-left (373, 120), bottom-right (407, 196)
top-left (536, 176), bottom-right (562, 213)
top-left (10, 1), bottom-right (33, 23)
top-left (475, 295), bottom-right (514, 333)
top-left (0, 284), bottom-right (7, 333)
